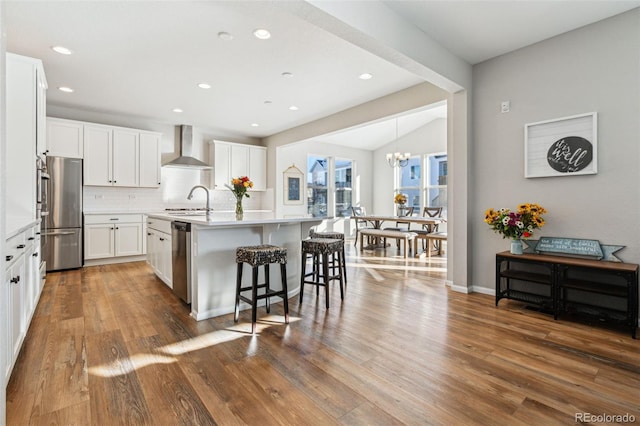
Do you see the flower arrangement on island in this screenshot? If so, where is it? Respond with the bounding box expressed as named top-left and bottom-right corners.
top-left (226, 176), bottom-right (253, 199)
top-left (226, 176), bottom-right (253, 220)
top-left (394, 193), bottom-right (408, 205)
top-left (484, 203), bottom-right (547, 240)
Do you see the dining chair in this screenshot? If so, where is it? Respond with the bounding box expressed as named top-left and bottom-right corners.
top-left (415, 206), bottom-right (444, 251)
top-left (352, 206), bottom-right (374, 247)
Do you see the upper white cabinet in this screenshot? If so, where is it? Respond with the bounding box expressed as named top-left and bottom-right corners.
top-left (139, 132), bottom-right (162, 187)
top-left (84, 125), bottom-right (139, 187)
top-left (47, 118), bottom-right (83, 158)
top-left (210, 140), bottom-right (267, 191)
top-left (6, 53), bottom-right (47, 235)
top-left (47, 118), bottom-right (161, 188)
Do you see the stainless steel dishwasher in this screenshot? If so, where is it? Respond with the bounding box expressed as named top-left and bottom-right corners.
top-left (171, 221), bottom-right (191, 303)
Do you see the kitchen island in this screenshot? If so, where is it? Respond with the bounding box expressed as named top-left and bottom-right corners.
top-left (146, 212), bottom-right (322, 320)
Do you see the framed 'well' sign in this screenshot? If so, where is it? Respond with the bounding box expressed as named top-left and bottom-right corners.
top-left (524, 112), bottom-right (597, 178)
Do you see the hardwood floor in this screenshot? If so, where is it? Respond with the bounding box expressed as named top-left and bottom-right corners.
top-left (7, 245), bottom-right (640, 425)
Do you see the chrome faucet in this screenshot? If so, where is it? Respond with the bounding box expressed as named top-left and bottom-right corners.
top-left (187, 185), bottom-right (212, 215)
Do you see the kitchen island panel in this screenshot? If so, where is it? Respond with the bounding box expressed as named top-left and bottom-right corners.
top-left (189, 221), bottom-right (315, 321)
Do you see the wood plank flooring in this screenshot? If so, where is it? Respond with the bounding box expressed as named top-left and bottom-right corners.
top-left (7, 245), bottom-right (640, 425)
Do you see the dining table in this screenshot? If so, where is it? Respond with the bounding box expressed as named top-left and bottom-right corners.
top-left (353, 214), bottom-right (445, 256)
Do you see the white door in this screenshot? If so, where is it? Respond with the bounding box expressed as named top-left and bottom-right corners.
top-left (84, 224), bottom-right (115, 259)
top-left (84, 125), bottom-right (113, 185)
top-left (139, 132), bottom-right (161, 187)
top-left (112, 129), bottom-right (139, 187)
top-left (115, 223), bottom-right (143, 257)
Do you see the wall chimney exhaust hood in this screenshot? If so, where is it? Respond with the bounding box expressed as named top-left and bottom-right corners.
top-left (163, 125), bottom-right (212, 169)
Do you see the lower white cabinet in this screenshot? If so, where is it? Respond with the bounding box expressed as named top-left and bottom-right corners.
top-left (4, 223), bottom-right (43, 383)
top-left (84, 214), bottom-right (144, 261)
top-left (146, 218), bottom-right (172, 288)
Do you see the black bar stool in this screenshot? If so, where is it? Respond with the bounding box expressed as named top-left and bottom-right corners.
top-left (300, 238), bottom-right (345, 308)
top-left (308, 230), bottom-right (347, 287)
top-left (235, 245), bottom-right (289, 334)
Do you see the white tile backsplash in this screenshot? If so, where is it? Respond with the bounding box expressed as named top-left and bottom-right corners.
top-left (83, 168), bottom-right (266, 213)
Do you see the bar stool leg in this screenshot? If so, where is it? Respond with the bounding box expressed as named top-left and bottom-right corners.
top-left (323, 253), bottom-right (330, 309)
top-left (251, 266), bottom-right (259, 334)
top-left (264, 264), bottom-right (271, 314)
top-left (280, 263), bottom-right (289, 323)
top-left (299, 252), bottom-right (306, 304)
top-left (234, 263), bottom-right (243, 322)
top-left (341, 244), bottom-right (347, 287)
top-left (338, 249), bottom-right (345, 300)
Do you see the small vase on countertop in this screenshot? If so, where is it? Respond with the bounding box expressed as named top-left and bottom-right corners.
top-left (510, 239), bottom-right (523, 255)
top-left (235, 197), bottom-right (244, 220)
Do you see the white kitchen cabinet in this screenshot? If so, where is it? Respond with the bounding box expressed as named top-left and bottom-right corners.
top-left (6, 54), bottom-right (47, 235)
top-left (83, 124), bottom-right (112, 185)
top-left (139, 132), bottom-right (162, 187)
top-left (213, 142), bottom-right (231, 189)
top-left (146, 218), bottom-right (172, 288)
top-left (211, 140), bottom-right (267, 191)
top-left (84, 214), bottom-right (144, 261)
top-left (46, 118), bottom-right (83, 158)
top-left (84, 126), bottom-right (140, 187)
top-left (4, 223), bottom-right (43, 383)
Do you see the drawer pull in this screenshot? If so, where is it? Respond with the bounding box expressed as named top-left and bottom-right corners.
top-left (33, 252), bottom-right (39, 257)
top-left (28, 237), bottom-right (35, 241)
top-left (6, 255), bottom-right (13, 262)
top-left (159, 238), bottom-right (165, 241)
top-left (110, 218), bottom-right (120, 221)
top-left (10, 276), bottom-right (20, 284)
top-left (17, 244), bottom-right (26, 249)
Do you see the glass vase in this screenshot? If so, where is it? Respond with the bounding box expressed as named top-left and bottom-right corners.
top-left (510, 239), bottom-right (523, 255)
top-left (235, 197), bottom-right (244, 220)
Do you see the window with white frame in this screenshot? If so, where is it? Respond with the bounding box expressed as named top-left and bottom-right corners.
top-left (307, 156), bottom-right (328, 217)
top-left (394, 153), bottom-right (447, 214)
top-left (335, 159), bottom-right (353, 217)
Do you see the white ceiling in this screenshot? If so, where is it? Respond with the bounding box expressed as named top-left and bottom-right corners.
top-left (6, 1), bottom-right (639, 149)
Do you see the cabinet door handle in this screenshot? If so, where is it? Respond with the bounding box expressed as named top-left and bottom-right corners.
top-left (28, 237), bottom-right (35, 241)
top-left (147, 232), bottom-right (152, 236)
top-left (110, 218), bottom-right (119, 221)
top-left (6, 255), bottom-right (13, 262)
top-left (115, 227), bottom-right (119, 230)
top-left (159, 238), bottom-right (165, 241)
top-left (10, 276), bottom-right (20, 284)
top-left (33, 252), bottom-right (39, 257)
top-left (17, 244), bottom-right (26, 249)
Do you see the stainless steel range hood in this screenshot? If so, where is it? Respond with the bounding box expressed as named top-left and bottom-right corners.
top-left (163, 125), bottom-right (212, 169)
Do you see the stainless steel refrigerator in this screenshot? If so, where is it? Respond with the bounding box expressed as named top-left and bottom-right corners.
top-left (44, 156), bottom-right (83, 271)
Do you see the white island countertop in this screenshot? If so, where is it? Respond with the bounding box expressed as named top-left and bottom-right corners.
top-left (146, 211), bottom-right (323, 227)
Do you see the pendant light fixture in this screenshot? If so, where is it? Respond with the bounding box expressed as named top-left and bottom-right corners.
top-left (386, 118), bottom-right (411, 167)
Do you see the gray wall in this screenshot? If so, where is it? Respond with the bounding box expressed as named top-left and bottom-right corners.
top-left (471, 9), bottom-right (640, 292)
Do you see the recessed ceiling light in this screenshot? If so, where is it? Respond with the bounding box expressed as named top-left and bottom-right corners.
top-left (172, 108), bottom-right (183, 113)
top-left (289, 105), bottom-right (299, 111)
top-left (250, 123), bottom-right (259, 127)
top-left (51, 46), bottom-right (72, 55)
top-left (253, 29), bottom-right (271, 40)
top-left (281, 72), bottom-right (293, 78)
top-left (217, 31), bottom-right (233, 41)
top-left (359, 73), bottom-right (373, 80)
top-left (198, 83), bottom-right (211, 89)
top-left (58, 86), bottom-right (74, 93)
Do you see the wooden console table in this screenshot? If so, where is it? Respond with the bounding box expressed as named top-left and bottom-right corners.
top-left (495, 251), bottom-right (638, 338)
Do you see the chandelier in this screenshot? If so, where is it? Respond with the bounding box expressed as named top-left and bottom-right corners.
top-left (386, 118), bottom-right (410, 168)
